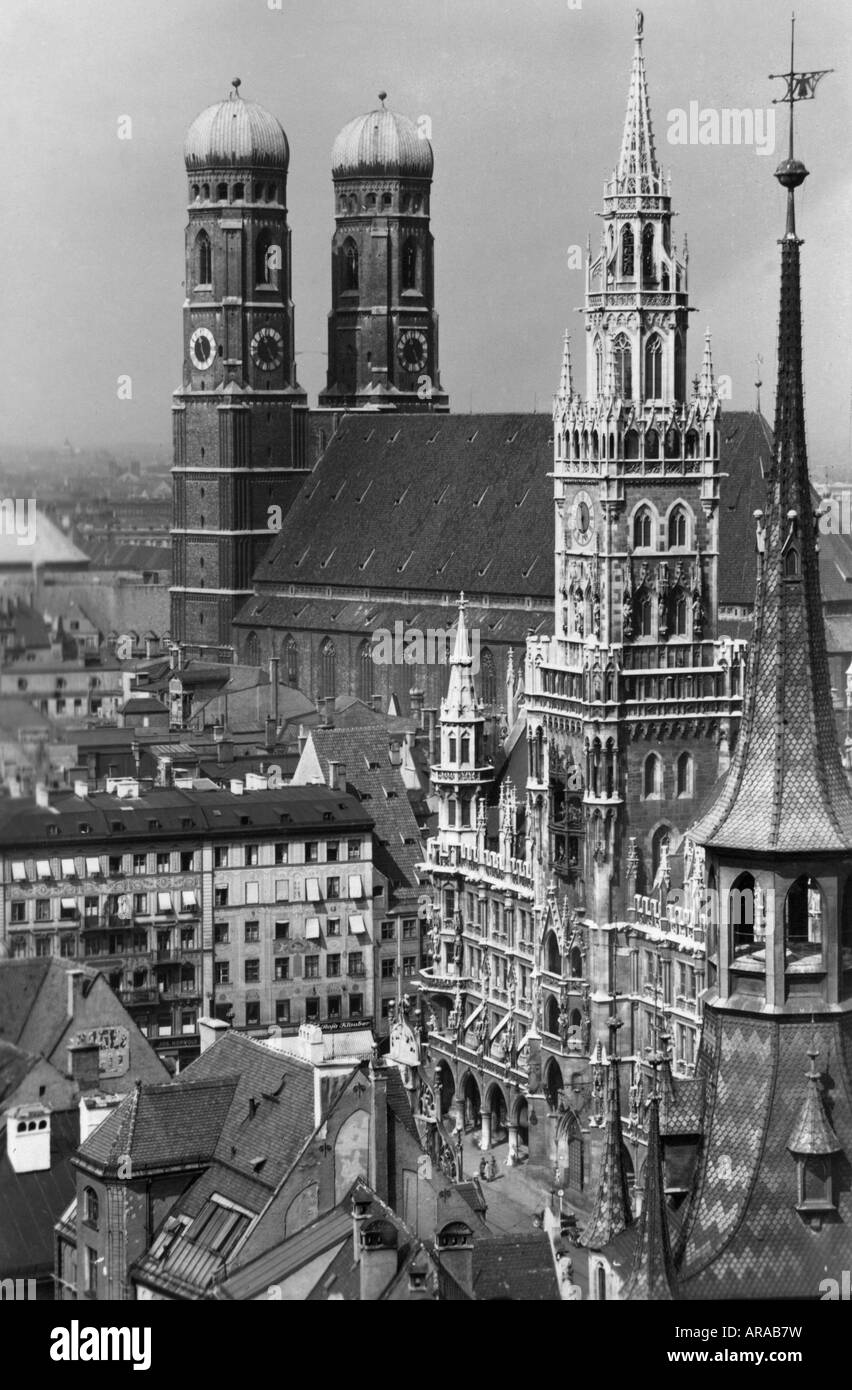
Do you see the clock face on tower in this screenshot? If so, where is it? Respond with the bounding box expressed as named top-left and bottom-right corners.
top-left (251, 327), bottom-right (284, 371)
top-left (189, 326), bottom-right (216, 369)
top-left (572, 491), bottom-right (595, 547)
top-left (396, 329), bottom-right (428, 373)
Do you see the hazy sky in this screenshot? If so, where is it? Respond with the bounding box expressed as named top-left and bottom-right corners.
top-left (1, 0), bottom-right (850, 471)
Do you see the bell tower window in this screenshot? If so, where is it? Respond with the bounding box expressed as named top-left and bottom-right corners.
top-left (634, 505), bottom-right (653, 549)
top-left (612, 334), bottom-right (632, 400)
top-left (256, 230), bottom-right (277, 287)
top-left (621, 225), bottom-right (634, 277)
top-left (196, 231), bottom-right (211, 286)
top-left (644, 335), bottom-right (662, 400)
top-left (642, 224), bottom-right (655, 285)
top-left (343, 238), bottom-right (359, 292)
top-left (402, 238), bottom-right (417, 291)
top-left (669, 506), bottom-right (688, 548)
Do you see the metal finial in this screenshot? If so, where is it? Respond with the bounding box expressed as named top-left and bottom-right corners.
top-left (231, 78), bottom-right (242, 97)
top-left (378, 90), bottom-right (388, 107)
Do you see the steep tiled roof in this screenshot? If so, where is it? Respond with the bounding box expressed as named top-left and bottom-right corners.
top-left (0, 1041), bottom-right (39, 1107)
top-left (0, 1108), bottom-right (78, 1278)
top-left (215, 1205), bottom-right (351, 1300)
top-left (580, 1039), bottom-right (632, 1250)
top-left (78, 1077), bottom-right (239, 1173)
top-left (621, 1094), bottom-right (675, 1301)
top-left (297, 726), bottom-right (424, 889)
top-left (471, 1231), bottom-right (560, 1301)
top-left (677, 1009), bottom-right (852, 1300)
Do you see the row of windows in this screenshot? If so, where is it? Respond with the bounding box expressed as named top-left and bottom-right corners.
top-left (632, 502), bottom-right (692, 549)
top-left (214, 915), bottom-right (367, 944)
top-left (561, 424), bottom-right (709, 465)
top-left (215, 950), bottom-right (366, 985)
top-left (194, 229), bottom-right (280, 289)
top-left (339, 236), bottom-right (419, 293)
top-left (191, 181), bottom-right (278, 204)
top-left (243, 632), bottom-right (499, 706)
top-left (10, 850), bottom-right (197, 880)
top-left (379, 918), bottom-right (421, 942)
top-left (593, 331), bottom-right (685, 402)
top-left (10, 891), bottom-right (198, 923)
top-left (236, 994), bottom-right (364, 1028)
top-left (642, 751), bottom-right (694, 799)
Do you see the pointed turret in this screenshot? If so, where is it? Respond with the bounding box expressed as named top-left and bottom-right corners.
top-left (690, 86), bottom-right (852, 855)
top-left (614, 9), bottom-right (661, 197)
top-left (621, 1090), bottom-right (675, 1300)
top-left (556, 331), bottom-right (574, 407)
top-left (787, 1041), bottom-right (841, 1159)
top-left (433, 594), bottom-right (493, 847)
top-left (580, 1011), bottom-right (632, 1249)
top-left (699, 328), bottom-right (715, 398)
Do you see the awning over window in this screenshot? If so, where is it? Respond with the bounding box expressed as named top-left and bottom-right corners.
top-left (60, 898), bottom-right (76, 912)
top-left (60, 858), bottom-right (76, 877)
top-left (157, 892), bottom-right (172, 913)
top-left (85, 857), bottom-right (101, 875)
top-left (181, 890), bottom-right (197, 909)
top-left (305, 916), bottom-right (321, 939)
top-left (36, 860), bottom-right (51, 879)
top-left (348, 875), bottom-right (364, 900)
top-left (348, 914), bottom-right (366, 935)
top-left (11, 862), bottom-right (26, 882)
top-left (305, 878), bottom-right (321, 903)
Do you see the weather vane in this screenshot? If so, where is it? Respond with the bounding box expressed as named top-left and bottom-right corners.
top-left (769, 15), bottom-right (832, 189)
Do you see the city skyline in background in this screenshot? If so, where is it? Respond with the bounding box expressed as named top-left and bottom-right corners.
top-left (1, 0), bottom-right (850, 475)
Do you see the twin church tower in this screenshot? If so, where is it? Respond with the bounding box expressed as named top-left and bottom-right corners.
top-left (171, 85), bottom-right (448, 656)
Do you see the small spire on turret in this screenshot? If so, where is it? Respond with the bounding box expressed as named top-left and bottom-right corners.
top-left (699, 328), bottom-right (716, 397)
top-left (557, 331), bottom-right (574, 404)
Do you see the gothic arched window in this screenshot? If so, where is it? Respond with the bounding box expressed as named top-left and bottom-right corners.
top-left (357, 639), bottom-right (373, 703)
top-left (245, 631), bottom-right (260, 666)
top-left (644, 335), bottom-right (662, 399)
top-left (621, 225), bottom-right (634, 277)
top-left (319, 638), bottom-right (336, 700)
top-left (651, 825), bottom-right (671, 879)
top-left (676, 751), bottom-right (693, 797)
top-left (612, 334), bottom-right (632, 399)
top-left (785, 876), bottom-right (823, 964)
top-left (730, 871), bottom-right (756, 958)
top-left (402, 238), bottom-right (417, 290)
top-left (196, 230), bottom-right (212, 286)
top-left (669, 506), bottom-right (689, 548)
top-left (674, 592), bottom-right (689, 637)
top-left (343, 238), bottom-right (359, 291)
top-left (638, 593), bottom-right (653, 637)
top-left (645, 430), bottom-right (660, 460)
top-left (642, 223), bottom-right (655, 284)
top-left (674, 333), bottom-right (686, 402)
top-left (634, 506), bottom-right (653, 549)
top-left (643, 753), bottom-right (662, 799)
top-left (480, 647), bottom-right (496, 706)
top-left (284, 634), bottom-right (298, 688)
top-left (594, 336), bottom-right (604, 396)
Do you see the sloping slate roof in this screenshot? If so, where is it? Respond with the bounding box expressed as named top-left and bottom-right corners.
top-left (254, 414), bottom-right (555, 598)
top-left (0, 1108), bottom-right (78, 1278)
top-left (471, 1231), bottom-right (561, 1301)
top-left (0, 1041), bottom-right (39, 1106)
top-left (79, 1077), bottom-right (239, 1172)
top-left (677, 1009), bottom-right (852, 1300)
top-left (302, 726), bottom-right (424, 888)
top-left (0, 512), bottom-right (88, 570)
top-left (83, 540), bottom-right (171, 575)
top-left (238, 594), bottom-right (552, 644)
top-left (215, 1207), bottom-right (351, 1299)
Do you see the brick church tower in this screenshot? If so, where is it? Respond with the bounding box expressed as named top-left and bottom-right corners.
top-left (525, 11), bottom-right (744, 934)
top-left (171, 82), bottom-right (308, 660)
top-left (318, 96), bottom-right (449, 412)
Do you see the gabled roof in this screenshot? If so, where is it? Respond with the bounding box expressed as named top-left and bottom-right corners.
top-left (0, 1108), bottom-right (78, 1278)
top-left (471, 1231), bottom-right (561, 1301)
top-left (78, 1077), bottom-right (240, 1174)
top-left (295, 726), bottom-right (423, 890)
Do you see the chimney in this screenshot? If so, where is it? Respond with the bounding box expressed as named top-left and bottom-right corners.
top-left (352, 1193), bottom-right (373, 1262)
top-left (217, 738), bottom-right (234, 765)
top-left (265, 715), bottom-right (277, 750)
top-left (299, 1022), bottom-right (325, 1068)
top-left (6, 1103), bottom-right (51, 1174)
top-left (213, 722), bottom-right (225, 743)
top-left (198, 1016), bottom-right (229, 1053)
top-left (230, 778), bottom-right (244, 795)
top-left (328, 760), bottom-right (339, 789)
top-left (66, 967), bottom-right (84, 1019)
top-left (409, 688), bottom-right (424, 724)
top-left (435, 1221), bottom-right (475, 1295)
top-left (67, 1042), bottom-right (100, 1093)
top-left (298, 724), bottom-right (308, 755)
top-left (328, 761), bottom-right (347, 792)
top-left (73, 778), bottom-right (88, 799)
top-left (359, 1219), bottom-right (399, 1301)
top-left (269, 655), bottom-right (280, 725)
top-left (321, 696), bottom-right (335, 727)
top-left (86, 752), bottom-right (97, 789)
top-left (34, 783), bottom-right (49, 809)
top-left (424, 709), bottom-right (438, 765)
top-left (371, 694), bottom-right (383, 714)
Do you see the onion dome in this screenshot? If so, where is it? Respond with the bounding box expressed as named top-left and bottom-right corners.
top-left (185, 80), bottom-right (289, 170)
top-left (332, 94), bottom-right (433, 178)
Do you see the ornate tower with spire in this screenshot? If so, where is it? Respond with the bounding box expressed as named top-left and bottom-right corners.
top-left (171, 82), bottom-right (308, 659)
top-left (431, 596), bottom-right (494, 849)
top-left (525, 12), bottom-right (743, 1002)
top-left (319, 96), bottom-right (448, 412)
top-left (670, 24), bottom-right (852, 1299)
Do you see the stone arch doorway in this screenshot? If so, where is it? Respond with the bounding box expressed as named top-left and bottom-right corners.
top-left (462, 1073), bottom-right (481, 1133)
top-left (485, 1083), bottom-right (508, 1149)
top-left (544, 1057), bottom-right (563, 1110)
top-left (435, 1061), bottom-right (455, 1121)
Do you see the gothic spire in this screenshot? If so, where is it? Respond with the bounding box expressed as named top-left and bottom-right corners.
top-left (580, 1009), bottom-right (632, 1249)
top-left (614, 10), bottom-right (661, 197)
top-left (621, 1090), bottom-right (675, 1300)
top-left (699, 328), bottom-right (715, 398)
top-left (556, 331), bottom-right (574, 406)
top-left (441, 593), bottom-right (478, 719)
top-left (689, 47), bottom-right (852, 854)
top-left (787, 1040), bottom-right (842, 1158)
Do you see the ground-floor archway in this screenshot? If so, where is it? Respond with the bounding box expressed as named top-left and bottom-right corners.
top-left (544, 1057), bottom-right (563, 1111)
top-left (462, 1073), bottom-right (481, 1133)
top-left (434, 1060), bottom-right (455, 1120)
